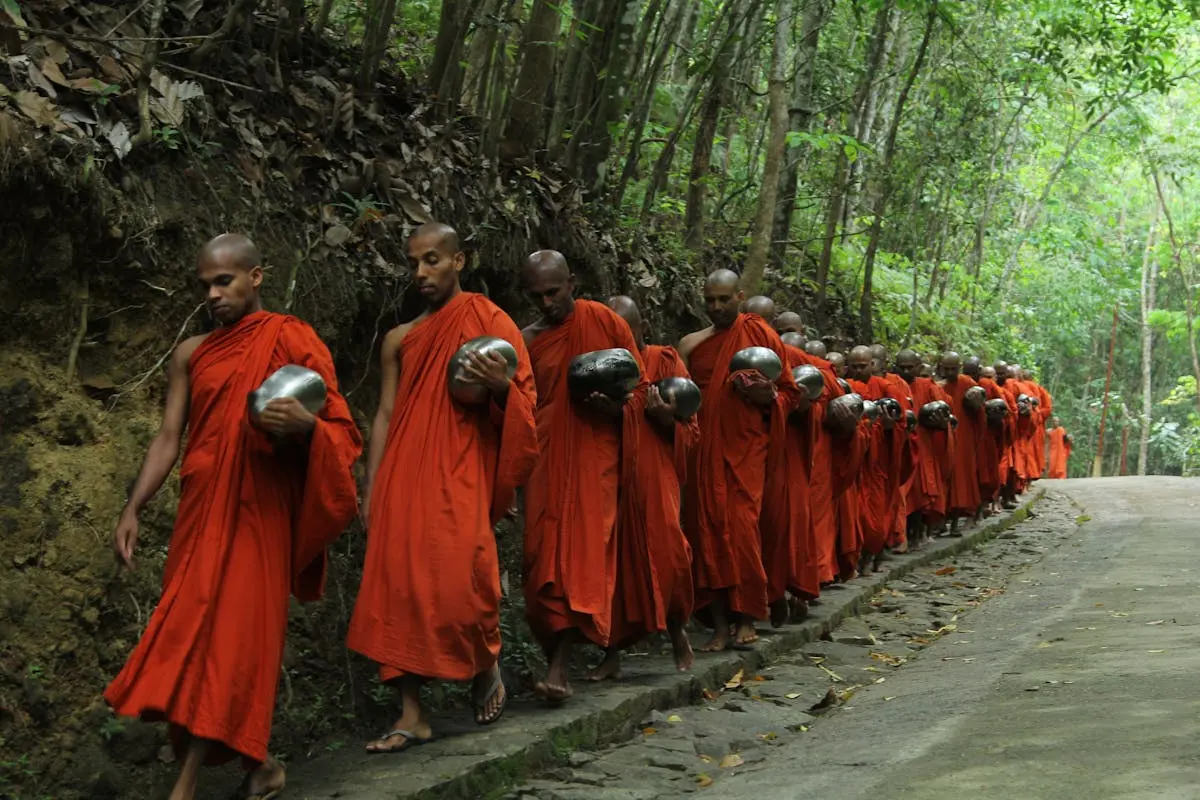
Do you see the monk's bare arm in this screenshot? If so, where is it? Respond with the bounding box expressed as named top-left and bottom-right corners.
top-left (677, 330), bottom-right (707, 365)
top-left (113, 335), bottom-right (203, 566)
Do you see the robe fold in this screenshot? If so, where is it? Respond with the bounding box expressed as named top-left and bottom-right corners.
top-left (105, 311), bottom-right (362, 766)
top-left (801, 354), bottom-right (846, 584)
top-left (1047, 426), bottom-right (1071, 479)
top-left (524, 299), bottom-right (646, 648)
top-left (1007, 378), bottom-right (1039, 486)
top-left (1031, 382), bottom-right (1053, 477)
top-left (850, 376), bottom-right (906, 557)
top-left (976, 378), bottom-right (1006, 501)
top-left (610, 344), bottom-right (697, 648)
top-left (880, 373), bottom-right (918, 547)
top-left (685, 314), bottom-right (801, 621)
top-left (907, 377), bottom-right (954, 520)
top-left (940, 374), bottom-right (984, 517)
top-left (347, 292), bottom-right (539, 683)
top-left (834, 423), bottom-right (870, 577)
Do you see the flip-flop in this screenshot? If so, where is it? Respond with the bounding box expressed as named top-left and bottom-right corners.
top-left (474, 671), bottom-right (508, 726)
top-left (365, 728), bottom-right (434, 755)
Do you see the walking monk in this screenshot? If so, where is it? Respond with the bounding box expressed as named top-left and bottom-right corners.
top-left (896, 349), bottom-right (953, 544)
top-left (105, 234), bottom-right (362, 800)
top-left (679, 273), bottom-right (802, 650)
top-left (936, 352), bottom-right (985, 533)
top-left (521, 251), bottom-right (646, 701)
top-left (965, 356), bottom-right (1003, 514)
top-left (871, 343), bottom-right (917, 553)
top-left (587, 295), bottom-right (696, 680)
top-left (1046, 416), bottom-right (1073, 479)
top-left (347, 223), bottom-right (538, 752)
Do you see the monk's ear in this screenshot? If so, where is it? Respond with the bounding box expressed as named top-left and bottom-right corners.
top-left (248, 265), bottom-right (264, 289)
top-left (452, 250), bottom-right (466, 274)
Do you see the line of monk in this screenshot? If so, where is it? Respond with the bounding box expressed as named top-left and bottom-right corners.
top-left (104, 225), bottom-right (1066, 800)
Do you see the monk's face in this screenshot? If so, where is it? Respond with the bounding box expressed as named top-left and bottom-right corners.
top-left (982, 366), bottom-right (997, 380)
top-left (963, 360), bottom-right (981, 380)
top-left (845, 351), bottom-right (872, 382)
top-left (937, 358), bottom-right (961, 382)
top-left (524, 267), bottom-right (575, 325)
top-left (704, 282), bottom-right (742, 329)
top-left (408, 232), bottom-right (464, 307)
top-left (895, 354), bottom-right (921, 383)
top-left (198, 252), bottom-right (262, 326)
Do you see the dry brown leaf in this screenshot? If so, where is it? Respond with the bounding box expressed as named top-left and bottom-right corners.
top-left (45, 39), bottom-right (68, 64)
top-left (642, 727), bottom-right (656, 736)
top-left (724, 669), bottom-right (745, 689)
top-left (696, 774), bottom-right (713, 788)
top-left (935, 566), bottom-right (957, 576)
top-left (759, 732), bottom-right (777, 741)
top-left (701, 688), bottom-right (719, 702)
top-left (40, 58), bottom-right (69, 88)
top-left (785, 692), bottom-right (801, 699)
top-left (13, 90), bottom-right (64, 131)
top-left (719, 753), bottom-right (744, 769)
top-left (69, 77), bottom-right (117, 95)
top-left (667, 714), bottom-right (682, 724)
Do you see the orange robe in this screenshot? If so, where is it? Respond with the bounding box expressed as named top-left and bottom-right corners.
top-left (610, 344), bottom-right (697, 648)
top-left (940, 374), bottom-right (984, 517)
top-left (976, 378), bottom-right (1005, 501)
top-left (761, 345), bottom-right (821, 601)
top-left (1047, 426), bottom-right (1071, 479)
top-left (105, 311), bottom-right (362, 765)
top-left (1031, 382), bottom-right (1053, 477)
top-left (1007, 378), bottom-right (1039, 486)
top-left (685, 313), bottom-right (801, 621)
top-left (850, 376), bottom-right (906, 557)
top-left (801, 354), bottom-right (847, 584)
top-left (880, 373), bottom-right (917, 547)
top-left (907, 377), bottom-right (954, 520)
top-left (347, 293), bottom-right (538, 682)
top-left (524, 299), bottom-right (645, 648)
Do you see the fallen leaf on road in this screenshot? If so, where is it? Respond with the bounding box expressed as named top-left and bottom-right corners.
top-left (759, 732), bottom-right (777, 741)
top-left (752, 675), bottom-right (768, 681)
top-left (935, 566), bottom-right (957, 576)
top-left (719, 754), bottom-right (744, 769)
top-left (1146, 620), bottom-right (1165, 626)
top-left (696, 774), bottom-right (713, 787)
top-left (642, 727), bottom-right (657, 736)
top-left (698, 755), bottom-right (714, 764)
top-left (884, 696), bottom-right (896, 701)
top-left (667, 714), bottom-right (683, 724)
top-left (724, 669), bottom-right (745, 689)
top-left (1147, 649), bottom-right (1165, 654)
top-left (702, 688), bottom-right (719, 701)
top-left (785, 692), bottom-right (802, 699)
top-left (816, 664), bottom-right (844, 682)
top-left (1036, 642), bottom-right (1053, 649)
top-left (874, 677), bottom-right (886, 684)
top-left (1110, 612), bottom-right (1129, 618)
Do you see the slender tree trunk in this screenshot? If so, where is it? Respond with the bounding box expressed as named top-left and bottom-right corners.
top-left (1138, 201), bottom-right (1160, 475)
top-left (770, 0), bottom-right (829, 269)
top-left (500, 0), bottom-right (562, 160)
top-left (1151, 169), bottom-right (1200, 418)
top-left (546, 5), bottom-right (586, 160)
top-left (741, 0), bottom-right (794, 292)
top-left (670, 0), bottom-right (699, 83)
top-left (429, 0), bottom-right (468, 98)
top-left (579, 0), bottom-right (644, 194)
top-left (858, 1), bottom-right (938, 340)
top-left (313, 0), bottom-right (336, 36)
top-left (1094, 304), bottom-right (1119, 478)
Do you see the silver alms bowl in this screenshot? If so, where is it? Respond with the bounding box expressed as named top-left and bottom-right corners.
top-left (964, 385), bottom-right (987, 410)
top-left (655, 376), bottom-right (702, 421)
top-left (447, 336), bottom-right (519, 405)
top-left (829, 392), bottom-right (864, 419)
top-left (568, 348), bottom-right (640, 400)
top-left (780, 332), bottom-right (806, 350)
top-left (791, 364), bottom-right (825, 401)
top-left (729, 346), bottom-right (782, 382)
top-left (862, 399), bottom-right (879, 422)
top-left (985, 398), bottom-right (1009, 418)
top-left (248, 365), bottom-right (327, 422)
top-left (919, 400), bottom-right (952, 429)
top-left (877, 397), bottom-right (902, 420)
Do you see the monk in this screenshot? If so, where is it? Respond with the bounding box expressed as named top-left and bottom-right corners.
top-left (845, 345), bottom-right (908, 571)
top-left (347, 224), bottom-right (538, 751)
top-left (896, 349), bottom-right (953, 544)
top-left (679, 273), bottom-right (802, 650)
top-left (965, 356), bottom-right (1004, 514)
top-left (521, 250), bottom-right (646, 701)
top-left (872, 343), bottom-right (917, 553)
top-left (824, 345), bottom-right (868, 580)
top-left (936, 352), bottom-right (985, 533)
top-left (1006, 363), bottom-right (1041, 490)
top-left (1022, 368), bottom-right (1053, 477)
top-left (993, 361), bottom-right (1023, 507)
top-left (805, 339), bottom-right (829, 359)
top-left (105, 234), bottom-right (362, 800)
top-left (743, 296), bottom-right (816, 626)
top-left (827, 351), bottom-right (845, 377)
top-left (587, 295), bottom-right (696, 680)
top-left (1046, 416), bottom-right (1072, 479)
top-left (774, 311), bottom-right (806, 336)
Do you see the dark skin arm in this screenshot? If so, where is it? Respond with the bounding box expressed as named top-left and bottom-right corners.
top-left (113, 336), bottom-right (202, 568)
top-left (645, 385), bottom-right (677, 435)
top-left (362, 325), bottom-right (405, 524)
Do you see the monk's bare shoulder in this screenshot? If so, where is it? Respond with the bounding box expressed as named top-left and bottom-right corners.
top-left (383, 313), bottom-right (426, 349)
top-left (173, 334), bottom-right (209, 371)
top-left (677, 327), bottom-right (714, 362)
top-left (521, 319), bottom-right (549, 348)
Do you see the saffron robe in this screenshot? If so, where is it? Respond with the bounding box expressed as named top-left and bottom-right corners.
top-left (906, 377), bottom-right (954, 519)
top-left (1030, 382), bottom-right (1053, 477)
top-left (801, 354), bottom-right (848, 584)
top-left (850, 376), bottom-right (907, 557)
top-left (940, 374), bottom-right (984, 517)
top-left (347, 293), bottom-right (538, 682)
top-left (1047, 426), bottom-right (1071, 479)
top-left (685, 313), bottom-right (801, 621)
top-left (976, 378), bottom-right (1006, 501)
top-left (610, 344), bottom-right (697, 648)
top-left (881, 373), bottom-right (918, 546)
top-left (105, 311), bottom-right (362, 765)
top-left (1007, 378), bottom-right (1039, 485)
top-left (524, 299), bottom-right (645, 647)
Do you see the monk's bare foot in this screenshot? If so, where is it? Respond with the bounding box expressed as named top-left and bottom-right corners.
top-left (670, 626), bottom-right (694, 671)
top-left (734, 621), bottom-right (759, 648)
top-left (893, 542), bottom-right (909, 554)
top-left (841, 568), bottom-right (859, 581)
top-left (873, 554), bottom-right (885, 572)
top-left (365, 718), bottom-right (433, 754)
top-left (472, 663), bottom-right (507, 725)
top-left (700, 629), bottom-right (730, 652)
top-left (237, 758), bottom-right (286, 799)
top-left (586, 649), bottom-right (622, 682)
top-left (536, 654), bottom-right (574, 702)
top-left (769, 598), bottom-right (789, 628)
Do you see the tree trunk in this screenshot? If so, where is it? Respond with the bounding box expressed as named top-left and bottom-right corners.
top-left (741, 0), bottom-right (794, 293)
top-left (500, 1), bottom-right (562, 160)
top-left (1138, 201), bottom-right (1160, 475)
top-left (1151, 169), bottom-right (1200, 418)
top-left (578, 0), bottom-right (644, 194)
top-left (858, 1), bottom-right (938, 340)
top-left (1094, 304), bottom-right (1119, 478)
top-left (816, 0), bottom-right (893, 310)
top-left (358, 0), bottom-right (401, 91)
top-left (670, 0), bottom-right (699, 83)
top-left (769, 0), bottom-right (828, 269)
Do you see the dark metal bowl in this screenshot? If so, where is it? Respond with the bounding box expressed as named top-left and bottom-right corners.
top-left (862, 399), bottom-right (879, 422)
top-left (905, 409), bottom-right (917, 430)
top-left (447, 336), bottom-right (519, 405)
top-left (877, 397), bottom-right (902, 420)
top-left (729, 346), bottom-right (783, 381)
top-left (964, 385), bottom-right (987, 411)
top-left (248, 365), bottom-right (327, 423)
top-left (780, 332), bottom-right (806, 350)
top-left (837, 378), bottom-right (851, 394)
top-left (919, 400), bottom-right (952, 429)
top-left (568, 348), bottom-right (640, 400)
top-left (655, 376), bottom-right (702, 421)
top-left (791, 364), bottom-right (824, 401)
top-left (830, 392), bottom-right (864, 419)
top-left (985, 398), bottom-right (1009, 418)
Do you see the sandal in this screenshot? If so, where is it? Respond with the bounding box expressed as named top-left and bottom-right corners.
top-left (364, 728), bottom-right (434, 754)
top-left (473, 668), bottom-right (508, 726)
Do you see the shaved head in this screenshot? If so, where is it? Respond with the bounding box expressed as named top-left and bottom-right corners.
top-left (411, 221), bottom-right (460, 254)
top-left (774, 311), bottom-right (804, 334)
top-left (523, 250), bottom-right (575, 325)
top-left (607, 295), bottom-right (645, 349)
top-left (895, 349), bottom-right (921, 383)
top-left (993, 360), bottom-right (1010, 382)
top-left (827, 351), bottom-right (845, 377)
top-left (743, 295), bottom-right (777, 320)
top-left (524, 249), bottom-right (570, 282)
top-left (703, 269), bottom-right (743, 329)
top-left (805, 340), bottom-right (827, 359)
top-left (705, 268), bottom-right (740, 293)
top-left (846, 345), bottom-right (873, 382)
top-left (781, 332), bottom-right (806, 349)
top-left (868, 343), bottom-right (888, 374)
top-left (936, 351), bottom-right (962, 382)
top-left (199, 233), bottom-right (261, 272)
top-left (981, 366), bottom-right (997, 380)
top-left (963, 356), bottom-right (982, 379)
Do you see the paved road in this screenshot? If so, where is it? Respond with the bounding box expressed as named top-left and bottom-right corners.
top-left (713, 477), bottom-right (1200, 800)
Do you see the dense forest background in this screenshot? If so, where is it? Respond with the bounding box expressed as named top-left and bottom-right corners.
top-left (3, 0), bottom-right (1200, 797)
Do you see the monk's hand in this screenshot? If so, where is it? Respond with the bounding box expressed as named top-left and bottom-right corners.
top-left (645, 385), bottom-right (677, 429)
top-left (113, 510), bottom-right (139, 569)
top-left (463, 351), bottom-right (511, 397)
top-left (257, 397), bottom-right (317, 438)
top-left (733, 371), bottom-right (777, 408)
top-left (584, 391), bottom-right (626, 418)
